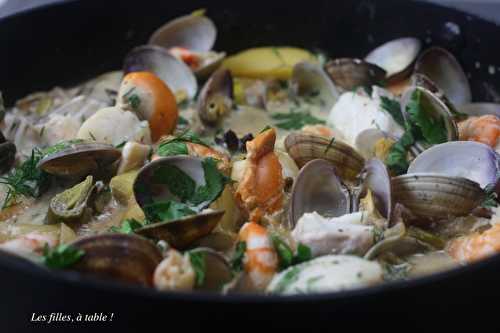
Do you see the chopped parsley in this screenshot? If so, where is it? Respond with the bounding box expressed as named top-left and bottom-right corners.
top-left (188, 251), bottom-right (206, 287)
top-left (271, 110), bottom-right (325, 130)
top-left (380, 96), bottom-right (404, 127)
top-left (324, 137), bottom-right (336, 154)
top-left (123, 87), bottom-right (141, 111)
top-left (271, 234), bottom-right (312, 271)
top-left (157, 130), bottom-right (210, 157)
top-left (143, 201), bottom-right (196, 224)
top-left (482, 182), bottom-right (498, 208)
top-left (42, 244), bottom-right (85, 269)
top-left (109, 218), bottom-right (143, 234)
top-left (271, 266), bottom-right (302, 294)
top-left (230, 241), bottom-right (247, 272)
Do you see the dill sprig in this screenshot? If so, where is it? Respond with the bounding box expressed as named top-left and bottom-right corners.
top-left (0, 149), bottom-right (49, 208)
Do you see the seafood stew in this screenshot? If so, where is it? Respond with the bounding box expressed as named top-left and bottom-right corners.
top-left (1, 8), bottom-right (500, 297)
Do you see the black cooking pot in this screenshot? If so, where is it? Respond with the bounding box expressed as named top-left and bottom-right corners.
top-left (1, 1), bottom-right (500, 332)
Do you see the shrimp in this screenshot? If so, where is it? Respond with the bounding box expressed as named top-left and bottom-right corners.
top-left (447, 224), bottom-right (500, 263)
top-left (235, 128), bottom-right (284, 222)
top-left (153, 249), bottom-right (195, 291)
top-left (238, 222), bottom-right (278, 290)
top-left (458, 115), bottom-right (500, 148)
top-left (0, 232), bottom-right (58, 256)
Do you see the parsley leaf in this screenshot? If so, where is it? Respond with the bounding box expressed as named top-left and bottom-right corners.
top-left (380, 96), bottom-right (404, 127)
top-left (128, 94), bottom-right (141, 111)
top-left (272, 266), bottom-right (301, 294)
top-left (143, 201), bottom-right (196, 223)
top-left (109, 218), bottom-right (143, 234)
top-left (190, 158), bottom-right (231, 206)
top-left (294, 243), bottom-right (312, 264)
top-left (230, 241), bottom-right (247, 272)
top-left (482, 183), bottom-right (498, 208)
top-left (271, 110), bottom-right (325, 130)
top-left (156, 130), bottom-right (210, 157)
top-left (271, 235), bottom-right (294, 270)
top-left (153, 164), bottom-right (196, 202)
top-left (42, 139), bottom-right (85, 157)
top-left (385, 128), bottom-right (415, 175)
top-left (406, 89), bottom-right (447, 145)
top-left (189, 251), bottom-right (206, 287)
top-left (42, 244), bottom-right (85, 269)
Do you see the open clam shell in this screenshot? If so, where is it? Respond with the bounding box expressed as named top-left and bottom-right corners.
top-left (71, 233), bottom-right (163, 287)
top-left (284, 132), bottom-right (365, 181)
top-left (358, 159), bottom-right (392, 220)
top-left (400, 86), bottom-right (459, 143)
top-left (291, 61), bottom-right (340, 112)
top-left (288, 159), bottom-right (352, 229)
top-left (197, 68), bottom-right (234, 127)
top-left (408, 141), bottom-right (499, 189)
top-left (324, 58), bottom-right (386, 91)
top-left (149, 14), bottom-right (216, 52)
top-left (123, 45), bottom-right (198, 99)
top-left (189, 247), bottom-right (233, 291)
top-left (135, 210), bottom-right (224, 250)
top-left (415, 47), bottom-right (471, 106)
top-left (37, 141), bottom-right (121, 179)
top-left (392, 173), bottom-right (486, 220)
top-left (365, 37), bottom-right (422, 83)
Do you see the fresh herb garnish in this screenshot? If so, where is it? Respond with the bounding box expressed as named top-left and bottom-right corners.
top-left (128, 94), bottom-right (141, 111)
top-left (380, 96), bottom-right (404, 127)
top-left (272, 266), bottom-right (302, 294)
top-left (157, 130), bottom-right (210, 157)
top-left (406, 89), bottom-right (447, 145)
top-left (190, 158), bottom-right (231, 206)
top-left (88, 132), bottom-right (97, 141)
top-left (42, 139), bottom-right (85, 157)
top-left (385, 127), bottom-right (415, 175)
top-left (271, 110), bottom-right (325, 130)
top-left (143, 201), bottom-right (196, 224)
top-left (271, 234), bottom-right (312, 270)
top-left (153, 164), bottom-right (196, 202)
top-left (260, 125), bottom-right (272, 134)
top-left (230, 241), bottom-right (247, 272)
top-left (42, 244), bottom-right (85, 269)
top-left (482, 183), bottom-right (498, 208)
top-left (324, 137), bottom-right (335, 154)
top-left (178, 116), bottom-right (189, 125)
top-left (189, 251), bottom-right (206, 287)
top-left (115, 141), bottom-right (127, 149)
top-left (109, 218), bottom-right (143, 234)
top-left (0, 149), bottom-right (49, 208)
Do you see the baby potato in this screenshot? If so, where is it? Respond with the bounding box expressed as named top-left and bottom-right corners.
top-left (222, 47), bottom-right (317, 80)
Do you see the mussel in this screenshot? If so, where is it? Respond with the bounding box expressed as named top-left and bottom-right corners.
top-left (0, 131), bottom-right (16, 174)
top-left (123, 45), bottom-right (198, 100)
top-left (71, 233), bottom-right (163, 287)
top-left (37, 140), bottom-right (121, 179)
top-left (415, 47), bottom-right (471, 106)
top-left (365, 37), bottom-right (422, 83)
top-left (133, 156), bottom-right (225, 249)
top-left (324, 58), bottom-right (386, 91)
top-left (291, 61), bottom-right (340, 112)
top-left (284, 132), bottom-right (365, 181)
top-left (197, 68), bottom-right (234, 127)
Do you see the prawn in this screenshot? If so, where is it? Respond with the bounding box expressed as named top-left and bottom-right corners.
top-left (447, 223), bottom-right (500, 263)
top-left (235, 128), bottom-right (284, 222)
top-left (458, 115), bottom-right (500, 148)
top-left (238, 222), bottom-right (278, 290)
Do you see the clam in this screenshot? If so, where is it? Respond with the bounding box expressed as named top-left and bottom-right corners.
top-left (37, 140), bottom-right (121, 179)
top-left (189, 247), bottom-right (233, 291)
top-left (391, 173), bottom-right (486, 220)
top-left (358, 159), bottom-right (392, 220)
top-left (354, 128), bottom-right (398, 160)
top-left (47, 176), bottom-right (96, 224)
top-left (0, 131), bottom-right (16, 174)
top-left (415, 47), bottom-right (471, 106)
top-left (149, 13), bottom-right (216, 52)
top-left (284, 132), bottom-right (365, 181)
top-left (365, 37), bottom-right (422, 83)
top-left (400, 86), bottom-right (459, 144)
top-left (71, 233), bottom-right (163, 286)
top-left (123, 45), bottom-right (198, 99)
top-left (324, 58), bottom-right (386, 91)
top-left (133, 156), bottom-right (225, 249)
top-left (288, 159), bottom-right (352, 229)
top-left (458, 103), bottom-right (500, 117)
top-left (408, 141), bottom-right (499, 189)
top-left (197, 68), bottom-right (234, 127)
top-left (364, 222), bottom-right (438, 260)
top-left (291, 61), bottom-right (340, 112)
top-left (149, 13), bottom-right (225, 78)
